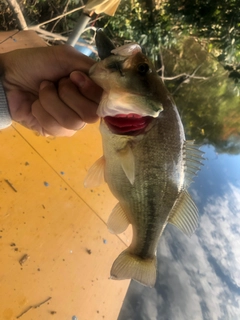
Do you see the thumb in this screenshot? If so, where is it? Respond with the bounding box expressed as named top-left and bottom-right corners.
top-left (51, 45), bottom-right (95, 75)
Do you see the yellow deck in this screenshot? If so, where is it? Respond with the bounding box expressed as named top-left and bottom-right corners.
top-left (0, 31), bottom-right (131, 320)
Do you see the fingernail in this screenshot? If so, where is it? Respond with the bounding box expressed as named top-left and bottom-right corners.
top-left (70, 71), bottom-right (86, 88)
top-left (40, 80), bottom-right (53, 90)
top-left (78, 122), bottom-right (87, 130)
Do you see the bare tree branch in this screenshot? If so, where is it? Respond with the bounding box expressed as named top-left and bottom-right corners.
top-left (157, 62), bottom-right (208, 85)
top-left (161, 73), bottom-right (208, 81)
top-left (32, 6), bottom-right (84, 29)
top-left (51, 0), bottom-right (77, 32)
top-left (28, 26), bottom-right (97, 54)
top-left (6, 0), bottom-right (28, 30)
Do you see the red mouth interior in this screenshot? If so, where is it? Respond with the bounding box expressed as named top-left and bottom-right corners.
top-left (104, 114), bottom-right (152, 134)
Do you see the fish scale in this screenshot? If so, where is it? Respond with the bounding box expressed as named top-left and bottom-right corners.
top-left (100, 108), bottom-right (184, 264)
top-left (85, 30), bottom-right (204, 287)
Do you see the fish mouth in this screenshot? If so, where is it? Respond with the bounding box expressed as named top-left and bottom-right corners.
top-left (104, 114), bottom-right (153, 135)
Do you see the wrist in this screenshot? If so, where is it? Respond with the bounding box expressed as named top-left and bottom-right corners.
top-left (0, 80), bottom-right (12, 129)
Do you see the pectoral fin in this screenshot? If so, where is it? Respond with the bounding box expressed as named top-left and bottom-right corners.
top-left (168, 189), bottom-right (198, 237)
top-left (107, 202), bottom-right (130, 234)
top-left (117, 144), bottom-right (135, 185)
top-left (84, 156), bottom-right (105, 188)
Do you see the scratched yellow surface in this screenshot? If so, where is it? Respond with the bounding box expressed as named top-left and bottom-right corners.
top-left (0, 31), bottom-right (130, 320)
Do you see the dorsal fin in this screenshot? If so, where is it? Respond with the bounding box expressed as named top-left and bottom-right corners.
top-left (84, 156), bottom-right (105, 188)
top-left (111, 43), bottom-right (142, 56)
top-left (168, 189), bottom-right (198, 237)
top-left (117, 144), bottom-right (135, 185)
top-left (107, 202), bottom-right (130, 234)
top-left (184, 140), bottom-right (204, 188)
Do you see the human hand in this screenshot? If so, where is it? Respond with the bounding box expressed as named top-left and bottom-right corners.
top-left (0, 45), bottom-right (102, 136)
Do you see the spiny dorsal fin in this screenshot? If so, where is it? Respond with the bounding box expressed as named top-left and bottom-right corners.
top-left (168, 189), bottom-right (198, 237)
top-left (117, 144), bottom-right (135, 185)
top-left (111, 43), bottom-right (142, 56)
top-left (107, 202), bottom-right (130, 234)
top-left (184, 140), bottom-right (204, 188)
top-left (84, 156), bottom-right (105, 188)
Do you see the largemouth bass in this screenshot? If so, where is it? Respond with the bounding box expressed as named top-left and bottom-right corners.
top-left (85, 30), bottom-right (203, 287)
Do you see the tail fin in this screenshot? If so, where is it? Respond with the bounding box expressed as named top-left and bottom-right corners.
top-left (110, 249), bottom-right (157, 287)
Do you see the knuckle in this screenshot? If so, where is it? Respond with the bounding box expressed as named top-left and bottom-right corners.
top-left (82, 113), bottom-right (99, 124)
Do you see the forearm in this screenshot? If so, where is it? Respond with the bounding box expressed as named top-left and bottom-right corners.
top-left (0, 80), bottom-right (12, 129)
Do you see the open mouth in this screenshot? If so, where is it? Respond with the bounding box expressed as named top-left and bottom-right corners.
top-left (104, 114), bottom-right (153, 135)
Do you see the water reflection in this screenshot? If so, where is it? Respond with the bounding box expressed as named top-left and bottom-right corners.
top-left (160, 37), bottom-right (240, 150)
top-left (93, 3), bottom-right (240, 316)
top-left (115, 19), bottom-right (240, 315)
top-left (119, 146), bottom-right (240, 319)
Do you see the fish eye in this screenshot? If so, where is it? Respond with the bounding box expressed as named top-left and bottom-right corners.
top-left (137, 63), bottom-right (150, 74)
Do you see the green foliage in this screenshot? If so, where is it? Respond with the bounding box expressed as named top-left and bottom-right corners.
top-left (96, 0), bottom-right (240, 153)
top-left (1, 0), bottom-right (84, 34)
top-left (165, 0), bottom-right (240, 75)
top-left (99, 0), bottom-right (178, 66)
top-left (160, 37), bottom-right (240, 153)
top-left (100, 0), bottom-right (240, 77)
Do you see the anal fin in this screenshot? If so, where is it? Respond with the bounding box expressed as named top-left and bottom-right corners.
top-left (168, 189), bottom-right (198, 237)
top-left (84, 156), bottom-right (105, 188)
top-left (107, 202), bottom-right (130, 234)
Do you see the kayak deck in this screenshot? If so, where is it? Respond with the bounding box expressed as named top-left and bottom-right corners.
top-left (0, 30), bottom-right (131, 320)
